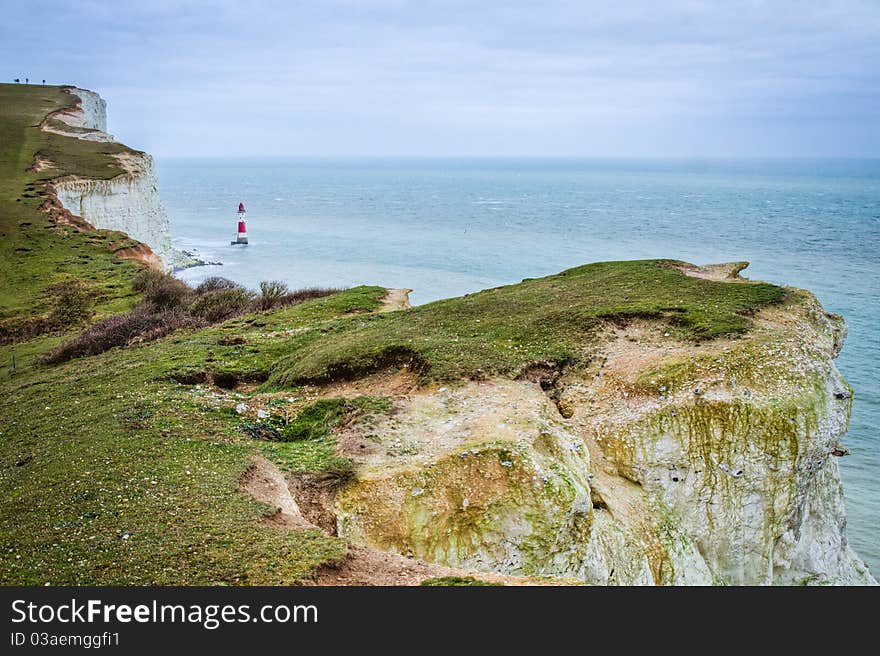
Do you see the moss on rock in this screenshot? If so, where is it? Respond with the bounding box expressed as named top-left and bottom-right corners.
top-left (336, 416), bottom-right (594, 577)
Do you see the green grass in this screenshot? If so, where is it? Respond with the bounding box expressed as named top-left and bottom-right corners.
top-left (0, 288), bottom-right (386, 584)
top-left (0, 83), bottom-right (141, 331)
top-left (0, 263), bottom-right (786, 584)
top-left (282, 396), bottom-right (392, 441)
top-left (0, 83), bottom-right (791, 585)
top-left (267, 259), bottom-right (787, 386)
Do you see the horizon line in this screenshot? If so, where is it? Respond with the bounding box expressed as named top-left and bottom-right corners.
top-left (152, 154), bottom-right (880, 161)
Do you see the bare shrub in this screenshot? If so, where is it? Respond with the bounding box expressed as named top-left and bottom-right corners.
top-left (49, 281), bottom-right (94, 329)
top-left (40, 271), bottom-right (343, 365)
top-left (189, 288), bottom-right (254, 323)
top-left (281, 287), bottom-right (340, 307)
top-left (195, 277), bottom-right (241, 294)
top-left (40, 308), bottom-right (204, 365)
top-left (136, 309), bottom-right (206, 342)
top-left (132, 269), bottom-right (191, 310)
top-left (0, 316), bottom-right (51, 345)
top-left (142, 277), bottom-right (191, 311)
top-left (131, 269), bottom-right (171, 294)
top-left (258, 280), bottom-right (290, 310)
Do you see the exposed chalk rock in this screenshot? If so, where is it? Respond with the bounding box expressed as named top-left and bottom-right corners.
top-left (335, 381), bottom-right (601, 580)
top-left (333, 286), bottom-right (876, 585)
top-left (57, 87), bottom-right (107, 132)
top-left (48, 87), bottom-right (193, 269)
top-left (54, 156), bottom-right (178, 267)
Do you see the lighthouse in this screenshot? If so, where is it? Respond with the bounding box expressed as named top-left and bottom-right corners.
top-left (231, 202), bottom-right (248, 245)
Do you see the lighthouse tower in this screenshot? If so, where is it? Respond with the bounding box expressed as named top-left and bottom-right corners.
top-left (231, 202), bottom-right (248, 245)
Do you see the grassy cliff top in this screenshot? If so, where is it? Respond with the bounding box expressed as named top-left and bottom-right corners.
top-left (268, 259), bottom-right (786, 386)
top-left (0, 84), bottom-right (142, 326)
top-left (0, 255), bottom-right (788, 584)
top-left (0, 84), bottom-right (792, 586)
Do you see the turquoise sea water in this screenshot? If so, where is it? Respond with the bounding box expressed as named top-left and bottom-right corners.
top-left (158, 158), bottom-right (879, 576)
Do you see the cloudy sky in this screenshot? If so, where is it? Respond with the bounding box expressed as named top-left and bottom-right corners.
top-left (3, 1), bottom-right (878, 157)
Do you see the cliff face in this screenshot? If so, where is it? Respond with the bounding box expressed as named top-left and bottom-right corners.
top-left (332, 265), bottom-right (875, 585)
top-left (51, 87), bottom-right (108, 135)
top-left (53, 154), bottom-right (177, 267)
top-left (47, 87), bottom-right (189, 269)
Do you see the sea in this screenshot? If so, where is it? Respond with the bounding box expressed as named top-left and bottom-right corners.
top-left (158, 157), bottom-right (879, 576)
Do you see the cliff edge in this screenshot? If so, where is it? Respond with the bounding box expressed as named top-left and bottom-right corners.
top-left (332, 265), bottom-right (874, 584)
top-left (42, 87), bottom-right (191, 270)
top-left (0, 84), bottom-right (873, 586)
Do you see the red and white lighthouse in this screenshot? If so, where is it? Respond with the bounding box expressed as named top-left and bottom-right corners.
top-left (231, 202), bottom-right (248, 245)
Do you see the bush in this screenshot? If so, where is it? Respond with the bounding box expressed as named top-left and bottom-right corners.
top-left (131, 269), bottom-right (171, 294)
top-left (132, 270), bottom-right (191, 311)
top-left (136, 309), bottom-right (206, 342)
top-left (142, 277), bottom-right (191, 311)
top-left (195, 277), bottom-right (241, 294)
top-left (40, 308), bottom-right (204, 364)
top-left (258, 280), bottom-right (289, 311)
top-left (49, 281), bottom-right (94, 329)
top-left (0, 315), bottom-right (51, 345)
top-left (189, 288), bottom-right (254, 323)
top-left (40, 271), bottom-right (344, 365)
top-left (281, 287), bottom-right (341, 307)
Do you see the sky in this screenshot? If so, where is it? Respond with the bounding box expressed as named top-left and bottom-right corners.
top-left (2, 0), bottom-right (879, 158)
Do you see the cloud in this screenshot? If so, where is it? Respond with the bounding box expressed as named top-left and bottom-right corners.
top-left (2, 0), bottom-right (878, 156)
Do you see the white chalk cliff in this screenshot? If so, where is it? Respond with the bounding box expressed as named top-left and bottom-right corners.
top-left (332, 266), bottom-right (876, 585)
top-left (50, 87), bottom-right (109, 137)
top-left (47, 87), bottom-right (190, 269)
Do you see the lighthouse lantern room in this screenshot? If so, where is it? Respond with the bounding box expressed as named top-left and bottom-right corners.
top-left (231, 202), bottom-right (248, 245)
